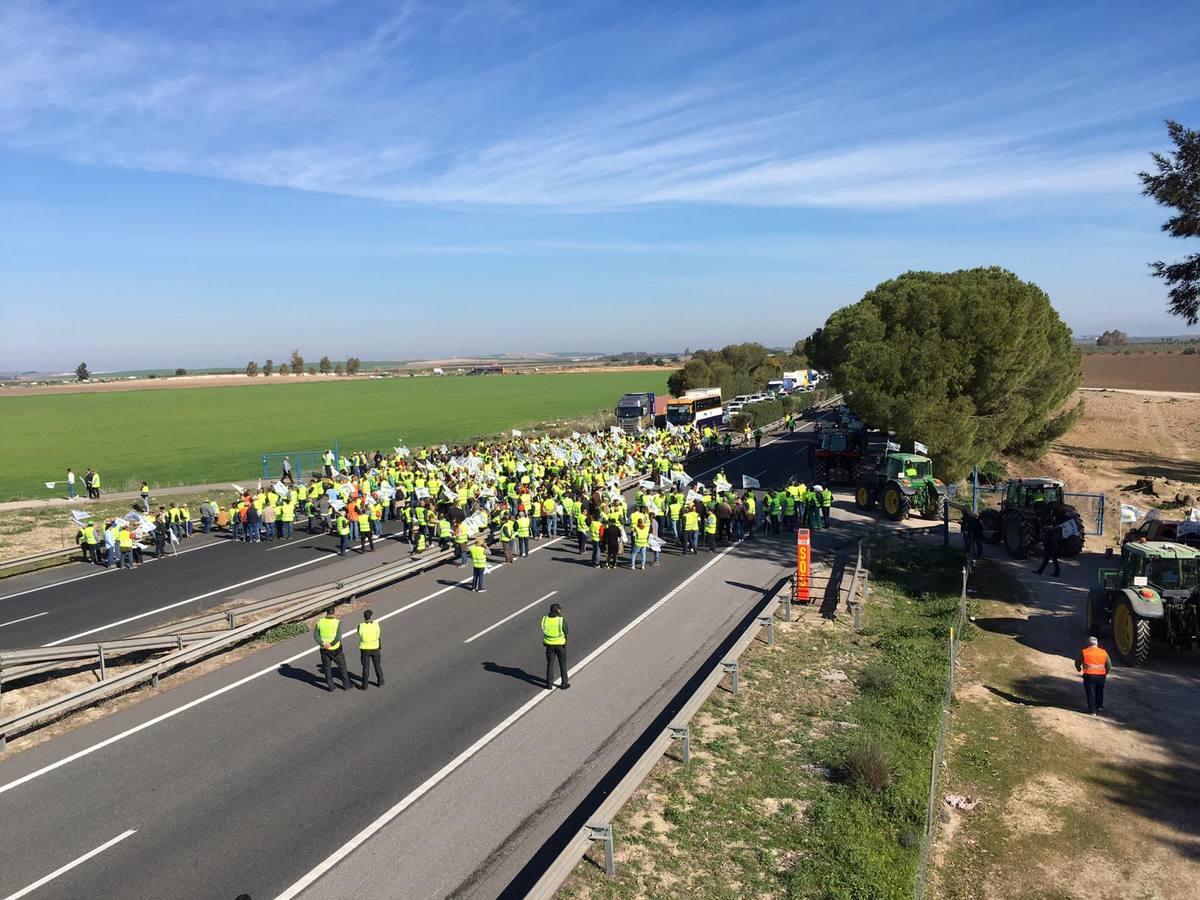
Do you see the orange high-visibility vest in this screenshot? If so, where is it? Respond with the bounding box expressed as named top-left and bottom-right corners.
top-left (1081, 646), bottom-right (1109, 676)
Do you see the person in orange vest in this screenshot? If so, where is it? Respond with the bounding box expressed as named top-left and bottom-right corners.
top-left (1075, 636), bottom-right (1111, 715)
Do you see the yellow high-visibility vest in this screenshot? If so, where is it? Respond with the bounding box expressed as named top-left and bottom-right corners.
top-left (357, 621), bottom-right (381, 651)
top-left (541, 615), bottom-right (566, 646)
top-left (316, 617), bottom-right (341, 651)
top-left (469, 544), bottom-right (487, 568)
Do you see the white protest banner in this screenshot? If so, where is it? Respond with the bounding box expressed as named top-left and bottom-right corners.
top-left (886, 441), bottom-right (901, 453)
top-left (394, 446), bottom-right (410, 458)
top-left (571, 431), bottom-right (581, 440)
top-left (659, 475), bottom-right (674, 490)
top-left (512, 429), bottom-right (522, 437)
top-left (552, 447), bottom-right (567, 461)
top-left (742, 474), bottom-right (761, 489)
top-left (672, 471), bottom-right (693, 486)
top-left (329, 497), bottom-right (345, 512)
top-left (649, 534), bottom-right (664, 552)
top-left (913, 440), bottom-right (928, 455)
top-left (415, 487), bottom-right (430, 500)
top-left (71, 509), bottom-right (90, 524)
top-left (274, 481), bottom-right (289, 497)
top-left (443, 484), bottom-right (458, 502)
top-left (685, 490), bottom-right (702, 503)
top-left (639, 480), bottom-right (655, 489)
top-left (571, 450), bottom-right (584, 464)
top-left (379, 484), bottom-right (396, 500)
top-left (610, 425), bottom-right (623, 437)
top-left (232, 484), bottom-right (245, 494)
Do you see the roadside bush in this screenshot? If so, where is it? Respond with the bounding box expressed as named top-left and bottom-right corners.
top-left (731, 393), bottom-right (816, 430)
top-left (978, 459), bottom-right (1007, 485)
top-left (845, 736), bottom-right (894, 793)
top-left (859, 661), bottom-right (898, 695)
top-left (262, 622), bottom-right (308, 644)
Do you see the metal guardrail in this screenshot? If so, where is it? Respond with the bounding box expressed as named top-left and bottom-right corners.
top-left (525, 544), bottom-right (866, 894)
top-left (0, 462), bottom-right (678, 745)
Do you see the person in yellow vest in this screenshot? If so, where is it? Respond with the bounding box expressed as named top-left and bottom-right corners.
top-left (630, 516), bottom-right (651, 570)
top-left (516, 509), bottom-right (532, 558)
top-left (410, 524), bottom-right (427, 556)
top-left (819, 484), bottom-right (834, 528)
top-left (437, 515), bottom-right (452, 550)
top-left (704, 508), bottom-right (718, 552)
top-left (140, 481), bottom-right (150, 512)
top-left (469, 537), bottom-right (489, 592)
top-left (314, 607), bottom-right (350, 691)
top-left (81, 519), bottom-right (101, 564)
top-left (1075, 636), bottom-right (1111, 714)
top-left (118, 523), bottom-right (135, 569)
top-left (357, 609), bottom-right (384, 689)
top-left (279, 496), bottom-right (295, 540)
top-left (498, 514), bottom-right (515, 564)
top-left (541, 495), bottom-right (558, 537)
top-left (335, 510), bottom-right (351, 556)
top-left (453, 519), bottom-right (470, 566)
top-left (542, 602), bottom-right (570, 690)
top-left (683, 503), bottom-right (700, 554)
top-left (358, 506), bottom-right (375, 553)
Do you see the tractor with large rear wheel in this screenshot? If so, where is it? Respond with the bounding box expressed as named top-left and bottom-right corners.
top-left (854, 451), bottom-right (946, 522)
top-left (978, 477), bottom-right (1086, 559)
top-left (1088, 541), bottom-right (1200, 666)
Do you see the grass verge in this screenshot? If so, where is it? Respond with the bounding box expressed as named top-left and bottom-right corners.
top-left (558, 542), bottom-right (965, 900)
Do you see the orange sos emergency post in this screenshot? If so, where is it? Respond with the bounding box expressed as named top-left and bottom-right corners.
top-left (795, 528), bottom-right (811, 602)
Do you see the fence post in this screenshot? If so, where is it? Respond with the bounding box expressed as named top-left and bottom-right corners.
top-left (261, 454), bottom-right (269, 480)
top-left (722, 660), bottom-right (739, 694)
top-left (971, 465), bottom-right (979, 515)
top-left (98, 645), bottom-right (107, 681)
top-left (585, 823), bottom-right (615, 878)
top-left (758, 615), bottom-right (774, 645)
top-left (669, 725), bottom-right (691, 765)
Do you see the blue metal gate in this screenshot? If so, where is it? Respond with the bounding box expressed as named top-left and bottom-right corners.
top-left (261, 440), bottom-right (339, 481)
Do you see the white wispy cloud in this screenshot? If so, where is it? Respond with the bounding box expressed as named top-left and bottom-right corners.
top-left (0, 1), bottom-right (1191, 211)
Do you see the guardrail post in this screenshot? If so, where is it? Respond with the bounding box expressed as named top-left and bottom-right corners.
top-left (781, 589), bottom-right (792, 622)
top-left (757, 615), bottom-right (774, 645)
top-left (722, 660), bottom-right (739, 694)
top-left (226, 611), bottom-right (236, 629)
top-left (151, 671), bottom-right (159, 689)
top-left (98, 645), bottom-right (107, 681)
top-left (177, 635), bottom-right (184, 651)
top-left (669, 725), bottom-right (691, 765)
top-left (0, 732), bottom-right (5, 751)
top-left (585, 823), bottom-right (615, 878)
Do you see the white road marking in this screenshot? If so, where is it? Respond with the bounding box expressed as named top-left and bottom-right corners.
top-left (0, 540), bottom-right (225, 603)
top-left (44, 553), bottom-right (338, 646)
top-left (0, 564), bottom-right (510, 798)
top-left (0, 611), bottom-right (48, 630)
top-left (463, 591), bottom-right (557, 644)
top-left (274, 539), bottom-right (746, 900)
top-left (2, 829), bottom-right (137, 900)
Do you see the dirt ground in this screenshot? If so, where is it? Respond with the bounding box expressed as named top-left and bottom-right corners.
top-left (931, 551), bottom-right (1200, 900)
top-left (1, 365), bottom-right (666, 396)
top-left (1001, 389), bottom-right (1200, 543)
top-left (1081, 352), bottom-right (1200, 392)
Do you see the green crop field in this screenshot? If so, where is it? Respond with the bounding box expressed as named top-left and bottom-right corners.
top-left (0, 372), bottom-right (668, 501)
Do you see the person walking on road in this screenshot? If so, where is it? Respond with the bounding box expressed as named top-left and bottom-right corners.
top-left (469, 537), bottom-right (488, 592)
top-left (315, 607), bottom-right (351, 691)
top-left (1035, 523), bottom-right (1061, 577)
top-left (1075, 636), bottom-right (1110, 714)
top-left (357, 609), bottom-right (384, 689)
top-left (603, 515), bottom-right (622, 569)
top-left (542, 602), bottom-right (569, 690)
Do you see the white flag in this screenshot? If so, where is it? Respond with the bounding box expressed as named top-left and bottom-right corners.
top-left (512, 429), bottom-right (522, 437)
top-left (414, 487), bottom-right (430, 500)
top-left (685, 489), bottom-right (701, 503)
top-left (913, 441), bottom-right (928, 455)
top-left (672, 471), bottom-right (693, 486)
top-left (649, 535), bottom-right (664, 552)
top-left (232, 484), bottom-right (245, 494)
top-left (274, 480), bottom-right (289, 497)
top-left (571, 431), bottom-right (581, 440)
top-left (659, 475), bottom-right (673, 490)
top-left (742, 474), bottom-right (761, 489)
top-left (45, 481), bottom-right (57, 489)
top-left (71, 509), bottom-right (90, 524)
top-left (639, 479), bottom-right (655, 489)
top-left (610, 425), bottom-right (623, 437)
top-left (715, 478), bottom-right (732, 493)
top-left (443, 484), bottom-right (458, 501)
top-left (886, 441), bottom-right (901, 453)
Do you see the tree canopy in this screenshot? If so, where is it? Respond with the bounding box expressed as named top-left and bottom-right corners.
top-left (1095, 329), bottom-right (1128, 346)
top-left (667, 342), bottom-right (806, 398)
top-left (805, 267), bottom-right (1081, 479)
top-left (1140, 120), bottom-right (1200, 324)
top-left (75, 362), bottom-right (89, 381)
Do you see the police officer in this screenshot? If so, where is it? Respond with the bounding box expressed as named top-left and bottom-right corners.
top-left (1075, 636), bottom-right (1110, 714)
top-left (542, 602), bottom-right (570, 690)
top-left (357, 609), bottom-right (384, 689)
top-left (314, 607), bottom-right (350, 691)
top-left (1035, 522), bottom-right (1061, 577)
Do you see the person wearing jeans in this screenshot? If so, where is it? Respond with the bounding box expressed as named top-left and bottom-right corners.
top-left (469, 540), bottom-right (488, 592)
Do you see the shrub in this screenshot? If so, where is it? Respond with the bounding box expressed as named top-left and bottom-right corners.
top-left (262, 622), bottom-right (308, 644)
top-left (978, 459), bottom-right (1007, 485)
top-left (844, 737), bottom-right (893, 793)
top-left (858, 661), bottom-right (897, 695)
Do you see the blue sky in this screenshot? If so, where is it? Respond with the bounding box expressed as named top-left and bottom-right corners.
top-left (1, 0), bottom-right (1198, 371)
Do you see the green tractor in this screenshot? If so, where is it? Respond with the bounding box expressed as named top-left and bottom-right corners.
top-left (854, 451), bottom-right (946, 522)
top-left (1088, 541), bottom-right (1200, 666)
top-left (978, 477), bottom-right (1086, 559)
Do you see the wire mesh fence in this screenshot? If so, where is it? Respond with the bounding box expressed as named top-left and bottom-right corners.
top-left (914, 558), bottom-right (971, 899)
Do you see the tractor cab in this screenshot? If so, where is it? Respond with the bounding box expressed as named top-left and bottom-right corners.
top-left (885, 453), bottom-right (933, 482)
top-left (1004, 477), bottom-right (1066, 511)
top-left (1102, 542), bottom-right (1200, 598)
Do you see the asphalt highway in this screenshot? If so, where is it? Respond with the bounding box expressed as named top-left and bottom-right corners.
top-left (0, 423), bottom-right (829, 899)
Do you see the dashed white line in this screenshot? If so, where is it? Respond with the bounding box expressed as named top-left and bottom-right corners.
top-left (463, 591), bottom-right (557, 644)
top-left (274, 539), bottom-right (745, 900)
top-left (3, 828), bottom-right (137, 900)
top-left (0, 611), bottom-right (48, 630)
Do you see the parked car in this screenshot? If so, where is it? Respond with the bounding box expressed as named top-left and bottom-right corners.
top-left (1123, 517), bottom-right (1200, 549)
